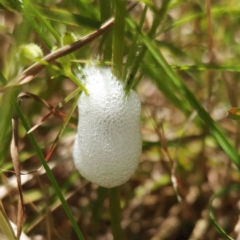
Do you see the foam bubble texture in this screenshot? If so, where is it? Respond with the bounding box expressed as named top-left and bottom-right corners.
top-left (73, 66), bottom-right (142, 188)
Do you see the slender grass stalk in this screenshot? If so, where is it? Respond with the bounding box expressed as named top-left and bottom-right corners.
top-left (30, 5), bottom-right (61, 43)
top-left (0, 89), bottom-right (16, 166)
top-left (23, 0), bottom-right (52, 49)
top-left (123, 5), bottom-right (148, 81)
top-left (125, 0), bottom-right (171, 88)
top-left (14, 101), bottom-right (85, 240)
top-left (99, 0), bottom-right (112, 61)
top-left (109, 0), bottom-right (126, 239)
top-left (141, 32), bottom-right (240, 169)
top-left (109, 187), bottom-right (123, 240)
top-left (112, 0), bottom-right (126, 79)
top-left (0, 199), bottom-right (16, 240)
top-left (209, 184), bottom-right (240, 240)
top-left (66, 72), bottom-right (89, 95)
top-left (0, 71), bottom-right (7, 85)
top-left (92, 187), bottom-right (107, 239)
top-left (90, 3), bottom-right (112, 239)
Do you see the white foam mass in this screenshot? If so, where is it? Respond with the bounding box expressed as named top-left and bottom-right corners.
top-left (73, 66), bottom-right (142, 188)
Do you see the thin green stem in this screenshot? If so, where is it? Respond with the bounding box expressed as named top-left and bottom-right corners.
top-left (90, 3), bottom-right (112, 238)
top-left (123, 5), bottom-right (148, 81)
top-left (92, 187), bottom-right (107, 239)
top-left (23, 0), bottom-right (52, 49)
top-left (112, 0), bottom-right (126, 79)
top-left (0, 70), bottom-right (7, 85)
top-left (66, 72), bottom-right (89, 95)
top-left (15, 102), bottom-right (85, 240)
top-left (31, 6), bottom-right (61, 43)
top-left (100, 0), bottom-right (112, 61)
top-left (141, 31), bottom-right (240, 169)
top-left (109, 1), bottom-right (126, 239)
top-left (109, 187), bottom-right (123, 240)
top-left (125, 0), bottom-right (171, 89)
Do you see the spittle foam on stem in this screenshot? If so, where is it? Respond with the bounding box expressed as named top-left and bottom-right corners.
top-left (73, 66), bottom-right (141, 188)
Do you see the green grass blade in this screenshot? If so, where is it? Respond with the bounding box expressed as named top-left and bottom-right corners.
top-left (123, 5), bottom-right (147, 82)
top-left (141, 33), bottom-right (240, 169)
top-left (125, 0), bottom-right (171, 88)
top-left (0, 200), bottom-right (16, 240)
top-left (109, 187), bottom-right (123, 240)
top-left (0, 89), bottom-right (16, 166)
top-left (110, 1), bottom-right (126, 239)
top-left (143, 60), bottom-right (190, 114)
top-left (99, 0), bottom-right (112, 60)
top-left (167, 0), bottom-right (187, 11)
top-left (35, 5), bottom-right (101, 29)
top-left (112, 0), bottom-right (126, 79)
top-left (0, 0), bottom-right (22, 12)
top-left (209, 184), bottom-right (240, 240)
top-left (91, 187), bottom-right (107, 239)
top-left (0, 70), bottom-right (7, 85)
top-left (69, 0), bottom-right (99, 19)
top-left (22, 0), bottom-right (52, 49)
top-left (29, 5), bottom-right (61, 43)
top-left (163, 7), bottom-right (240, 33)
top-left (171, 64), bottom-right (240, 72)
top-left (14, 101), bottom-right (85, 240)
top-left (163, 12), bottom-right (204, 32)
top-left (138, 63), bottom-right (240, 72)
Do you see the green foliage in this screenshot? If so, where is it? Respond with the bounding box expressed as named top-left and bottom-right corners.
top-left (36, 5), bottom-right (101, 29)
top-left (0, 0), bottom-right (23, 12)
top-left (15, 101), bottom-right (85, 240)
top-left (1, 0), bottom-right (240, 239)
top-left (209, 184), bottom-right (240, 240)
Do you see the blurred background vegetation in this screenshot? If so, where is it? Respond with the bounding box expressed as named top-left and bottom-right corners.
top-left (1, 0), bottom-right (240, 239)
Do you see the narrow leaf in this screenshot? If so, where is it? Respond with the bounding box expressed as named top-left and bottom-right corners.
top-left (209, 184), bottom-right (240, 240)
top-left (22, 0), bottom-right (52, 49)
top-left (143, 61), bottom-right (190, 115)
top-left (0, 200), bottom-right (16, 240)
top-left (10, 114), bottom-right (24, 239)
top-left (36, 6), bottom-right (101, 29)
top-left (141, 32), bottom-right (240, 169)
top-left (0, 70), bottom-right (7, 85)
top-left (14, 101), bottom-right (85, 240)
top-left (29, 5), bottom-right (61, 43)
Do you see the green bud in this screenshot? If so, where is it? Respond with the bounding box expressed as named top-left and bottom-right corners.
top-left (17, 43), bottom-right (43, 67)
top-left (60, 32), bottom-right (77, 46)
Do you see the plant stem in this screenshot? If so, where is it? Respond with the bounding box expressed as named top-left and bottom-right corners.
top-left (110, 1), bottom-right (126, 239)
top-left (125, 0), bottom-right (171, 89)
top-left (109, 187), bottom-right (123, 240)
top-left (91, 2), bottom-right (112, 238)
top-left (100, 0), bottom-right (112, 61)
top-left (112, 0), bottom-right (126, 79)
top-left (92, 187), bottom-right (107, 239)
